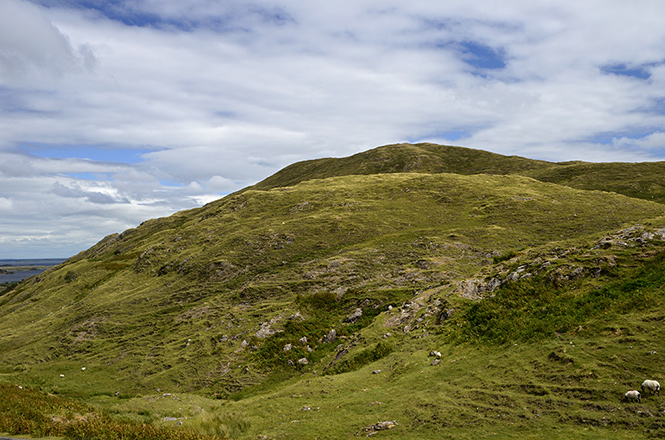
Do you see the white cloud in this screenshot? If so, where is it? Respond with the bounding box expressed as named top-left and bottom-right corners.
top-left (0, 0), bottom-right (95, 83)
top-left (1, 0), bottom-right (665, 257)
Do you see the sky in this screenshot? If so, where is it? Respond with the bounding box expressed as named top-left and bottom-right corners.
top-left (2, 0), bottom-right (665, 259)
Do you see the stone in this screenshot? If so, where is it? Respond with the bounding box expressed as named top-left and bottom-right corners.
top-left (255, 323), bottom-right (275, 339)
top-left (344, 308), bottom-right (363, 323)
top-left (323, 329), bottom-right (337, 343)
top-left (363, 420), bottom-right (398, 434)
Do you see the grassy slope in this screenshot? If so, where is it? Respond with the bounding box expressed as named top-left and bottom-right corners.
top-left (2, 143), bottom-right (665, 439)
top-left (253, 143), bottom-right (665, 205)
top-left (524, 161), bottom-right (665, 205)
top-left (250, 143), bottom-right (552, 191)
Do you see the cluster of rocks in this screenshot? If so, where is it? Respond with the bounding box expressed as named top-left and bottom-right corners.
top-left (361, 420), bottom-right (398, 436)
top-left (595, 225), bottom-right (665, 249)
top-left (452, 225), bottom-right (665, 301)
top-left (429, 350), bottom-right (442, 366)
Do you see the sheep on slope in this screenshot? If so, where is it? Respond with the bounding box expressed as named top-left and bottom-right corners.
top-left (641, 380), bottom-right (661, 396)
top-left (624, 390), bottom-right (641, 403)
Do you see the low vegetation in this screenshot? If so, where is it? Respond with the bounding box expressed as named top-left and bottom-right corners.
top-left (2, 143), bottom-right (665, 439)
top-left (0, 384), bottom-right (224, 440)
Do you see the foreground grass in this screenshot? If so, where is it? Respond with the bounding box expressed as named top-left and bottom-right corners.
top-left (0, 384), bottom-right (226, 440)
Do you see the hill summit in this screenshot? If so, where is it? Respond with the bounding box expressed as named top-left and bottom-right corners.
top-left (2, 143), bottom-right (665, 439)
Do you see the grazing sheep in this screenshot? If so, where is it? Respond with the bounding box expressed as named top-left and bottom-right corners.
top-left (641, 380), bottom-right (661, 396)
top-left (624, 390), bottom-right (641, 403)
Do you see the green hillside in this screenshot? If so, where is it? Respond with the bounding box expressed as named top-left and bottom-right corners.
top-left (2, 143), bottom-right (665, 440)
top-left (251, 143), bottom-right (551, 190)
top-left (253, 143), bottom-right (665, 205)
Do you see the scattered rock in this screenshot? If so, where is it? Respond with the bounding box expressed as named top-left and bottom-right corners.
top-left (163, 417), bottom-right (178, 422)
top-left (299, 336), bottom-right (308, 344)
top-left (283, 343), bottom-right (292, 352)
top-left (297, 357), bottom-right (309, 365)
top-left (255, 323), bottom-right (275, 339)
top-left (435, 308), bottom-right (454, 324)
top-left (429, 350), bottom-right (442, 358)
top-left (431, 359), bottom-right (441, 366)
top-left (362, 420), bottom-right (398, 435)
top-left (372, 370), bottom-right (382, 374)
top-left (344, 308), bottom-right (363, 323)
top-left (289, 312), bottom-right (305, 321)
top-left (322, 329), bottom-right (337, 343)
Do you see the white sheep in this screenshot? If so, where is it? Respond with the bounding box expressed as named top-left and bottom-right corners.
top-left (641, 380), bottom-right (661, 396)
top-left (624, 390), bottom-right (641, 403)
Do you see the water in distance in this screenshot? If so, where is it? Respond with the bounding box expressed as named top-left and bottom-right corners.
top-left (0, 259), bottom-right (66, 284)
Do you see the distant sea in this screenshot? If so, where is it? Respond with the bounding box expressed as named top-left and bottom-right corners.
top-left (0, 259), bottom-right (67, 284)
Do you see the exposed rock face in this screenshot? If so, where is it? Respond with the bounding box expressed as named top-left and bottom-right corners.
top-left (455, 277), bottom-right (502, 300)
top-left (594, 225), bottom-right (661, 249)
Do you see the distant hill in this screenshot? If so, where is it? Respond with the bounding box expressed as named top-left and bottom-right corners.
top-left (251, 143), bottom-right (551, 190)
top-left (2, 143), bottom-right (665, 440)
top-left (254, 142), bottom-right (665, 204)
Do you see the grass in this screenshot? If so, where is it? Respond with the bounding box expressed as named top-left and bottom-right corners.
top-left (1, 143), bottom-right (665, 438)
top-left (0, 384), bottom-right (226, 440)
top-left (5, 171), bottom-right (660, 396)
top-left (456, 253), bottom-right (664, 344)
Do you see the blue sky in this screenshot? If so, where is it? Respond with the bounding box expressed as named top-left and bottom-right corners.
top-left (2, 0), bottom-right (665, 258)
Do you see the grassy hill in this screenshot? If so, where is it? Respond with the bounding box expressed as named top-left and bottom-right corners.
top-left (254, 143), bottom-right (665, 205)
top-left (2, 143), bottom-right (665, 439)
